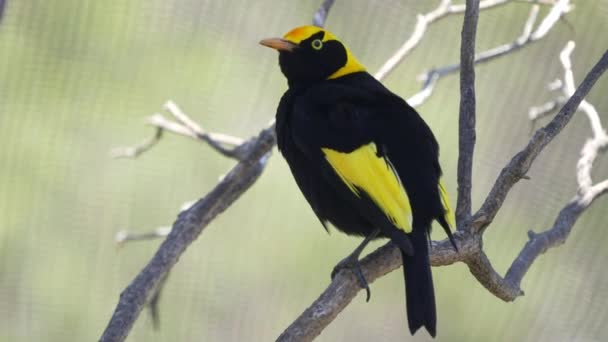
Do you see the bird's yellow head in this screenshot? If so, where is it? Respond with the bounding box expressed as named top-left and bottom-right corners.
top-left (260, 26), bottom-right (366, 85)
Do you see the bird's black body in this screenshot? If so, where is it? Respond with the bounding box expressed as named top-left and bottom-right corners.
top-left (276, 72), bottom-right (447, 238)
top-left (262, 26), bottom-right (454, 337)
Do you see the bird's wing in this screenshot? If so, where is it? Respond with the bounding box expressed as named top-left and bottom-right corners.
top-left (321, 142), bottom-right (413, 233)
top-left (290, 84), bottom-right (416, 254)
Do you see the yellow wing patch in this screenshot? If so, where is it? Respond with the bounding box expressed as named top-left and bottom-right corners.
top-left (322, 143), bottom-right (413, 232)
top-left (438, 181), bottom-right (455, 227)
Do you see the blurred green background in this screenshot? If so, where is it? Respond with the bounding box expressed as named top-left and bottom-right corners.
top-left (1, 1), bottom-right (607, 341)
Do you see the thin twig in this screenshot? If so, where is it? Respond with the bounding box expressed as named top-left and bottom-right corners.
top-left (471, 47), bottom-right (608, 233)
top-left (100, 125), bottom-right (275, 342)
top-left (111, 101), bottom-right (245, 160)
top-left (465, 44), bottom-right (608, 300)
top-left (164, 101), bottom-right (247, 159)
top-left (115, 227), bottom-right (172, 245)
top-left (374, 0), bottom-right (519, 81)
top-left (410, 1), bottom-right (570, 107)
top-left (115, 201), bottom-right (195, 244)
top-left (110, 127), bottom-right (163, 159)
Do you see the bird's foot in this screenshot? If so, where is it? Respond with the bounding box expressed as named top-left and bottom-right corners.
top-left (331, 254), bottom-right (371, 302)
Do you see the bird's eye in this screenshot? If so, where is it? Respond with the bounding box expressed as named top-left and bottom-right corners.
top-left (311, 39), bottom-right (323, 50)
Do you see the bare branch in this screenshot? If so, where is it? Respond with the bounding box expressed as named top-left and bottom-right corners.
top-left (115, 201), bottom-right (195, 244)
top-left (455, 0), bottom-right (480, 228)
top-left (466, 250), bottom-right (523, 301)
top-left (529, 98), bottom-right (565, 122)
top-left (503, 197), bottom-right (597, 294)
top-left (115, 227), bottom-right (171, 245)
top-left (374, 0), bottom-right (523, 81)
top-left (100, 126), bottom-right (275, 342)
top-left (0, 0), bottom-right (5, 23)
top-left (471, 47), bottom-right (608, 233)
top-left (312, 0), bottom-right (336, 28)
top-left (111, 101), bottom-right (246, 160)
top-left (110, 127), bottom-right (163, 159)
top-left (465, 43), bottom-right (608, 300)
top-left (411, 1), bottom-right (570, 107)
top-left (277, 231), bottom-right (480, 341)
top-left (164, 101), bottom-right (247, 159)
top-left (559, 43), bottom-right (608, 199)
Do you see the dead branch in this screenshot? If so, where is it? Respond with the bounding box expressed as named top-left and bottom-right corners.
top-left (410, 0), bottom-right (571, 107)
top-left (111, 101), bottom-right (245, 160)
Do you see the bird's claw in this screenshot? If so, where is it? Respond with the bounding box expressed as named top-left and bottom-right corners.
top-left (331, 255), bottom-right (371, 302)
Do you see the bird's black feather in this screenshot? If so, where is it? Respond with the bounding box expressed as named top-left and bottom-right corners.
top-left (269, 27), bottom-right (453, 337)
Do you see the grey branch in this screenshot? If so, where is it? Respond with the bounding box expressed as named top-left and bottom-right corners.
top-left (409, 0), bottom-right (570, 107)
top-left (466, 44), bottom-right (608, 299)
top-left (505, 42), bottom-right (608, 288)
top-left (100, 125), bottom-right (275, 342)
top-left (455, 0), bottom-right (480, 228)
top-left (115, 227), bottom-right (171, 245)
top-left (110, 127), bottom-right (164, 159)
top-left (471, 46), bottom-right (608, 234)
top-left (312, 0), bottom-right (336, 28)
top-left (115, 201), bottom-right (195, 244)
top-left (277, 231), bottom-right (481, 341)
top-left (374, 0), bottom-right (518, 81)
top-left (111, 101), bottom-right (246, 160)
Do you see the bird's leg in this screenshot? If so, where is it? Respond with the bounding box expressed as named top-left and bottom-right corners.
top-left (331, 228), bottom-right (380, 302)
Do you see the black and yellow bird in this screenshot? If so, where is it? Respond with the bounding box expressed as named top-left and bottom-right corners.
top-left (261, 26), bottom-right (455, 337)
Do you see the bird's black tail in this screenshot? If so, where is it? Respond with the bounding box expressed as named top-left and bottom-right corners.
top-left (402, 228), bottom-right (436, 337)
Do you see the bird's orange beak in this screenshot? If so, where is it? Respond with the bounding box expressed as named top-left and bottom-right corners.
top-left (259, 38), bottom-right (298, 52)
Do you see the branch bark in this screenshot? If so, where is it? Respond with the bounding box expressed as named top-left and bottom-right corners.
top-left (456, 0), bottom-right (480, 228)
top-left (471, 47), bottom-right (608, 234)
top-left (100, 126), bottom-right (275, 342)
top-left (374, 0), bottom-right (519, 81)
top-left (410, 0), bottom-right (570, 107)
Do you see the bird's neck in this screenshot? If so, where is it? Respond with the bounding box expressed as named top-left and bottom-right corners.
top-left (287, 71), bottom-right (370, 90)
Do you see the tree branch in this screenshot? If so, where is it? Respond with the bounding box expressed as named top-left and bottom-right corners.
top-left (100, 126), bottom-right (275, 342)
top-left (471, 47), bottom-right (608, 233)
top-left (504, 41), bottom-right (608, 290)
top-left (312, 0), bottom-right (335, 28)
top-left (277, 230), bottom-right (480, 341)
top-left (374, 0), bottom-right (519, 81)
top-left (111, 101), bottom-right (245, 160)
top-left (410, 0), bottom-right (570, 107)
top-left (465, 43), bottom-right (608, 300)
top-left (456, 0), bottom-right (480, 228)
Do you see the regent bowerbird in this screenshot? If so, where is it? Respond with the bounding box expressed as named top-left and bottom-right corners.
top-left (261, 25), bottom-right (456, 337)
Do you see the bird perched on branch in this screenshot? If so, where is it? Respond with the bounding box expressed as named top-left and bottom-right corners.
top-left (261, 25), bottom-right (456, 337)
